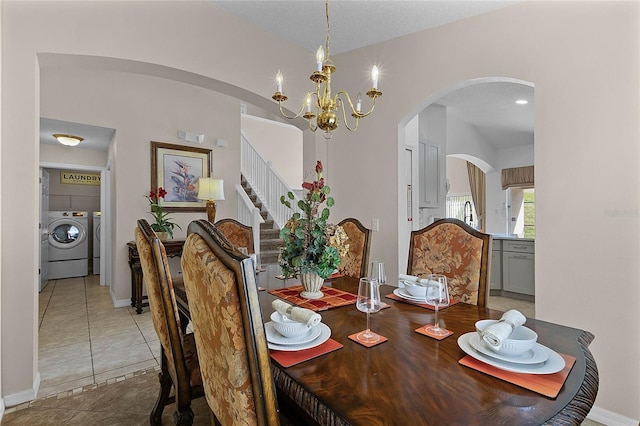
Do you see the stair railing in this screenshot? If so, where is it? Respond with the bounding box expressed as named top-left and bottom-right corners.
top-left (235, 183), bottom-right (265, 266)
top-left (241, 133), bottom-right (302, 229)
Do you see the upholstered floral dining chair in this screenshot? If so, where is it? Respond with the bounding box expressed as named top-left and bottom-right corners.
top-left (180, 219), bottom-right (299, 425)
top-left (407, 218), bottom-right (492, 306)
top-left (135, 219), bottom-right (204, 425)
top-left (336, 218), bottom-right (372, 278)
top-left (214, 218), bottom-right (255, 254)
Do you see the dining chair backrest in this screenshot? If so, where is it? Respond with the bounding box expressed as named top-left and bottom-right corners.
top-left (180, 219), bottom-right (279, 426)
top-left (135, 219), bottom-right (203, 424)
top-left (407, 218), bottom-right (492, 306)
top-left (215, 218), bottom-right (255, 254)
top-left (337, 218), bottom-right (372, 278)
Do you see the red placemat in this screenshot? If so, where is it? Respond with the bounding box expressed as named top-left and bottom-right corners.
top-left (459, 353), bottom-right (576, 398)
top-left (385, 293), bottom-right (460, 310)
top-left (269, 285), bottom-right (357, 311)
top-left (269, 338), bottom-right (343, 368)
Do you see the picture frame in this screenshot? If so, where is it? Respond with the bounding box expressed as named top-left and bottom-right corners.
top-left (151, 141), bottom-right (212, 212)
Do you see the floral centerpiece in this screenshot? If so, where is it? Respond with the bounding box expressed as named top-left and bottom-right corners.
top-left (279, 161), bottom-right (349, 299)
top-left (145, 187), bottom-right (182, 239)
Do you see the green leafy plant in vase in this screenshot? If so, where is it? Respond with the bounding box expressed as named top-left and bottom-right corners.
top-left (279, 161), bottom-right (349, 299)
top-left (145, 187), bottom-right (182, 239)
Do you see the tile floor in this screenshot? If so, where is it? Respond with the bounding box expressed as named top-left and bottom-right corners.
top-left (37, 275), bottom-right (158, 399)
top-left (3, 274), bottom-right (603, 425)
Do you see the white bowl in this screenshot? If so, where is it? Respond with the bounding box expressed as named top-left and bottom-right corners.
top-left (401, 280), bottom-right (427, 298)
top-left (270, 311), bottom-right (311, 338)
top-left (475, 319), bottom-right (538, 356)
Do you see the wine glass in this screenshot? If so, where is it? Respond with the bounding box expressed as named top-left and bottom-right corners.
top-left (369, 261), bottom-right (386, 285)
top-left (356, 277), bottom-right (382, 343)
top-left (423, 274), bottom-right (450, 336)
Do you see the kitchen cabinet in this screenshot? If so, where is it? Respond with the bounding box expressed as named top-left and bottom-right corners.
top-left (490, 240), bottom-right (502, 291)
top-left (502, 240), bottom-right (535, 296)
top-left (418, 140), bottom-right (440, 208)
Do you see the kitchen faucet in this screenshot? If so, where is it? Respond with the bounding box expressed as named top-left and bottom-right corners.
top-left (464, 201), bottom-right (473, 225)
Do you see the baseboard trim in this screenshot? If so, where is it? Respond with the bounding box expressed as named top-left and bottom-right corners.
top-left (0, 395), bottom-right (6, 422)
top-left (4, 372), bottom-right (40, 407)
top-left (113, 297), bottom-right (132, 308)
top-left (588, 405), bottom-right (639, 426)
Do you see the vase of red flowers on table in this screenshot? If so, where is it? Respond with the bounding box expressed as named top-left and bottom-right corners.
top-left (279, 161), bottom-right (349, 299)
top-left (145, 187), bottom-right (181, 240)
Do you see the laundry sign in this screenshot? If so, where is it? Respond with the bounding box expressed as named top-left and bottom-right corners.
top-left (60, 172), bottom-right (101, 186)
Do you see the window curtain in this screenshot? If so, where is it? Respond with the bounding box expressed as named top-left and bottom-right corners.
top-left (501, 166), bottom-right (534, 189)
top-left (466, 162), bottom-right (486, 231)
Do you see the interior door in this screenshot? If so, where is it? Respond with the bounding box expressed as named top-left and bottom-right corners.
top-left (39, 168), bottom-right (50, 291)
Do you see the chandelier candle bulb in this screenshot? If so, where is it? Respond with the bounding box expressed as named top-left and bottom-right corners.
top-left (276, 70), bottom-right (283, 93)
top-left (306, 96), bottom-right (312, 112)
top-left (371, 66), bottom-right (379, 89)
top-left (356, 93), bottom-right (362, 113)
top-left (316, 46), bottom-right (324, 72)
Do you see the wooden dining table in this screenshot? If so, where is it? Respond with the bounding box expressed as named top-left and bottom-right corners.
top-left (174, 267), bottom-right (598, 426)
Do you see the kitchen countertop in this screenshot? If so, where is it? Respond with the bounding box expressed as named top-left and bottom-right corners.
top-left (490, 234), bottom-right (534, 242)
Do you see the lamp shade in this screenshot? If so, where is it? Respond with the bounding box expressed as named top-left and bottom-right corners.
top-left (197, 178), bottom-right (225, 201)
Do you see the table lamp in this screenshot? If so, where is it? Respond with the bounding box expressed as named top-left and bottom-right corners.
top-left (197, 178), bottom-right (225, 223)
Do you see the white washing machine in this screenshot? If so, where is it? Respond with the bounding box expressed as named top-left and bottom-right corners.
top-left (48, 211), bottom-right (89, 279)
top-left (93, 211), bottom-right (101, 274)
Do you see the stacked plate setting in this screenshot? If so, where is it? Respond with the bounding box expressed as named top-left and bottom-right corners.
top-left (265, 314), bottom-right (331, 351)
top-left (393, 287), bottom-right (426, 302)
top-left (457, 322), bottom-right (566, 374)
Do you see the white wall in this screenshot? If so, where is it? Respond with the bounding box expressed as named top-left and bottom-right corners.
top-left (320, 1), bottom-right (639, 421)
top-left (446, 156), bottom-right (471, 196)
top-left (1, 1), bottom-right (639, 422)
top-left (241, 114), bottom-right (303, 189)
top-left (41, 67), bottom-right (241, 304)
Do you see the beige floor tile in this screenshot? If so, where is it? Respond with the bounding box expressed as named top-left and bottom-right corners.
top-left (39, 341), bottom-right (91, 366)
top-left (91, 342), bottom-right (155, 375)
top-left (39, 355), bottom-right (94, 388)
top-left (90, 331), bottom-right (147, 353)
top-left (39, 327), bottom-right (90, 349)
top-left (92, 359), bottom-right (159, 383)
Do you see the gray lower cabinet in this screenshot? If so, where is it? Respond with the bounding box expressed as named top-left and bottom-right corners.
top-left (490, 240), bottom-right (502, 291)
top-left (502, 240), bottom-right (535, 295)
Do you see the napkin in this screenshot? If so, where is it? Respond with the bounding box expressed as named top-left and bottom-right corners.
top-left (481, 309), bottom-right (527, 351)
top-left (272, 299), bottom-right (322, 327)
top-left (398, 274), bottom-right (430, 286)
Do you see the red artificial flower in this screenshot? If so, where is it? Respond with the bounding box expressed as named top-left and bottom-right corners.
top-left (149, 190), bottom-right (156, 198)
top-left (315, 161), bottom-right (323, 174)
top-left (157, 187), bottom-right (167, 198)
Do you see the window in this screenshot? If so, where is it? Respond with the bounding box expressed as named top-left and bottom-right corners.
top-left (446, 195), bottom-right (477, 229)
top-left (523, 188), bottom-right (535, 238)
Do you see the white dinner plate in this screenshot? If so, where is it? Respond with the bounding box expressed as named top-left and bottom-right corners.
top-left (267, 323), bottom-right (331, 352)
top-left (265, 321), bottom-right (322, 346)
top-left (458, 332), bottom-right (565, 374)
top-left (393, 288), bottom-right (425, 303)
top-left (468, 333), bottom-right (549, 365)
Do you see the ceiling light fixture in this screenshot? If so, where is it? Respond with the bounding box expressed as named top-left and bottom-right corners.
top-left (515, 99), bottom-right (529, 105)
top-left (272, 0), bottom-right (382, 140)
top-left (53, 133), bottom-right (84, 146)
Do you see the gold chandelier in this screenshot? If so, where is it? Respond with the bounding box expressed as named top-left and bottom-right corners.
top-left (272, 0), bottom-right (382, 140)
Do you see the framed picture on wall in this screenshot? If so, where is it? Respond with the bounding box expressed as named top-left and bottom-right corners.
top-left (151, 141), bottom-right (212, 212)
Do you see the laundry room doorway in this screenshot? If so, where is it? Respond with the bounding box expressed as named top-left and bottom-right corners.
top-left (39, 162), bottom-right (111, 288)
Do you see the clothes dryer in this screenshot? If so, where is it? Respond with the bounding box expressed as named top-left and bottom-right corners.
top-left (93, 211), bottom-right (101, 273)
top-left (48, 211), bottom-right (89, 279)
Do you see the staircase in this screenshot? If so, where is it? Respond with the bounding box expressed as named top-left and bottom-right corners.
top-left (241, 175), bottom-right (284, 265)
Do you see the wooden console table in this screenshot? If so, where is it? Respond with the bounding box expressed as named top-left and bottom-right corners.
top-left (127, 239), bottom-right (186, 314)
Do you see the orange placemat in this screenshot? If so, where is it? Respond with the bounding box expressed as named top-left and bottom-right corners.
top-left (415, 325), bottom-right (454, 340)
top-left (459, 353), bottom-right (576, 398)
top-left (385, 293), bottom-right (460, 310)
top-left (348, 332), bottom-right (388, 347)
top-left (270, 338), bottom-right (343, 368)
top-left (269, 285), bottom-right (357, 311)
